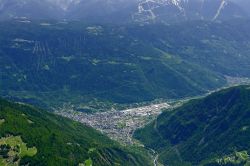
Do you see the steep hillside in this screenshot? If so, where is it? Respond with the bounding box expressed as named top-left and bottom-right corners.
top-left (131, 20), bottom-right (250, 77)
top-left (0, 20), bottom-right (232, 109)
top-left (2, 19), bottom-right (250, 109)
top-left (0, 99), bottom-right (151, 166)
top-left (134, 85), bottom-right (250, 165)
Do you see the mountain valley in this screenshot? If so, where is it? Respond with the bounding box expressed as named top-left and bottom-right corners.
top-left (1, 0), bottom-right (250, 165)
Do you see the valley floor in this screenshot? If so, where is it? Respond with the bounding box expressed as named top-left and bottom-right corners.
top-left (56, 103), bottom-right (170, 145)
top-left (55, 77), bottom-right (250, 145)
top-left (54, 78), bottom-right (250, 165)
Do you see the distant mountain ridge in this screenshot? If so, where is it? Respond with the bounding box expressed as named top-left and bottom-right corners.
top-left (0, 0), bottom-right (249, 23)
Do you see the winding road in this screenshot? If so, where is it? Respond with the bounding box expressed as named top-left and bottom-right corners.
top-left (146, 148), bottom-right (159, 166)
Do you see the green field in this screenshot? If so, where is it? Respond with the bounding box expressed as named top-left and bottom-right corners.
top-left (84, 158), bottom-right (93, 166)
top-left (0, 136), bottom-right (37, 165)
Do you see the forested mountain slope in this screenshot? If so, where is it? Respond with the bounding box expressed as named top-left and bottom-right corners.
top-left (1, 20), bottom-right (250, 108)
top-left (134, 85), bottom-right (250, 165)
top-left (0, 98), bottom-right (151, 166)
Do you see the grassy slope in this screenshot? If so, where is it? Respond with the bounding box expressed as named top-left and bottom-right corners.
top-left (134, 85), bottom-right (250, 165)
top-left (0, 99), bottom-right (151, 166)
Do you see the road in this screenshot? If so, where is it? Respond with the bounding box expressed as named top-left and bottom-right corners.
top-left (154, 154), bottom-right (159, 166)
top-left (146, 148), bottom-right (159, 166)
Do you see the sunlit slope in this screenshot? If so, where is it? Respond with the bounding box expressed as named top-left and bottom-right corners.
top-left (0, 99), bottom-right (151, 166)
